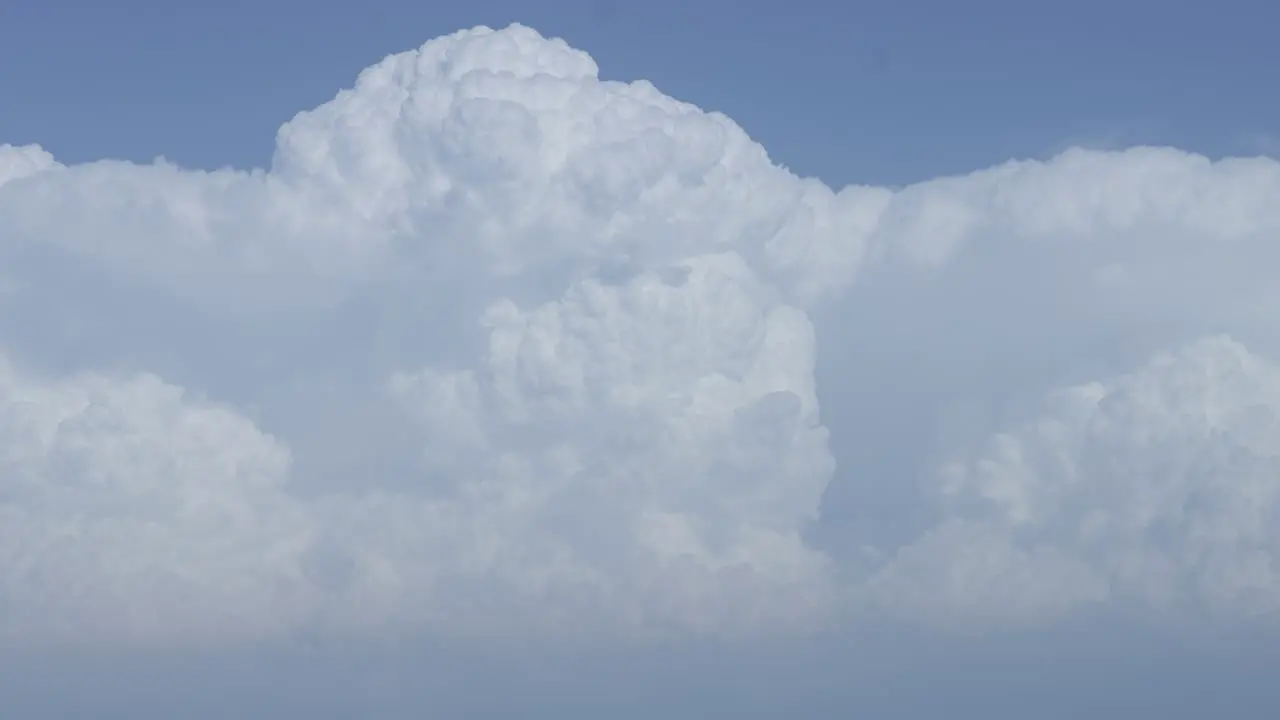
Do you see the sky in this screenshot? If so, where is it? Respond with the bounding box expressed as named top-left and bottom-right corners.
top-left (4, 0), bottom-right (1280, 186)
top-left (3, 1), bottom-right (1280, 718)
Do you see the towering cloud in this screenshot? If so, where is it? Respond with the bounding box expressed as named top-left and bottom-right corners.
top-left (1, 24), bottom-right (1279, 648)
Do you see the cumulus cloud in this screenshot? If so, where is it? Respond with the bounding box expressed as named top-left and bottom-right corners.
top-left (2, 23), bottom-right (1280, 648)
top-left (868, 336), bottom-right (1280, 630)
top-left (0, 358), bottom-right (311, 648)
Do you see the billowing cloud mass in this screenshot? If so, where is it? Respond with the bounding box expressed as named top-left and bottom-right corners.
top-left (865, 337), bottom-right (1280, 630)
top-left (2, 23), bottom-right (1280, 649)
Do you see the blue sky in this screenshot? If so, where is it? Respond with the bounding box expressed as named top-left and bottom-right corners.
top-left (3, 0), bottom-right (1277, 186)
top-left (4, 2), bottom-right (1280, 718)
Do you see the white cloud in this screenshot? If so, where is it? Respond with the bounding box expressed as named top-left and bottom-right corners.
top-left (0, 144), bottom-right (55, 187)
top-left (2, 23), bottom-right (1280, 648)
top-left (869, 336), bottom-right (1280, 629)
top-left (0, 358), bottom-right (313, 649)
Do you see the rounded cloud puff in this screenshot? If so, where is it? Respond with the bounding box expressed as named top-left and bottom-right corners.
top-left (0, 359), bottom-right (311, 648)
top-left (2, 24), bottom-right (1280, 647)
top-left (870, 337), bottom-right (1280, 629)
